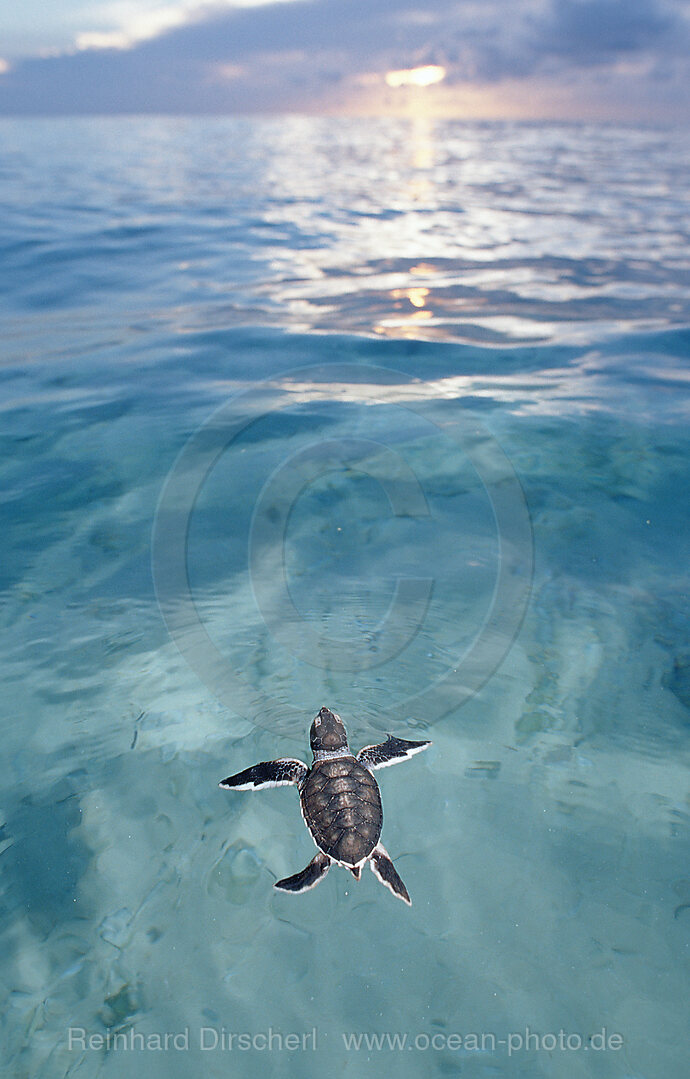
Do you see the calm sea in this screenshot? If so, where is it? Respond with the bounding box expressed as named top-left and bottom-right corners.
top-left (1, 117), bottom-right (689, 1078)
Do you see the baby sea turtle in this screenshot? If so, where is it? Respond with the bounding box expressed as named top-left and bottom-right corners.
top-left (219, 706), bottom-right (431, 904)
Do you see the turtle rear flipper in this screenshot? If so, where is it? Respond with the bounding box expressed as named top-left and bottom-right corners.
top-left (275, 852), bottom-right (331, 894)
top-left (370, 844), bottom-right (411, 905)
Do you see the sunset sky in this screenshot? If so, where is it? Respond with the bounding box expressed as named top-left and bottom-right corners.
top-left (0, 0), bottom-right (688, 120)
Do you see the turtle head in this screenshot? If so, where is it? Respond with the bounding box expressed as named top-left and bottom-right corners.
top-left (310, 707), bottom-right (348, 755)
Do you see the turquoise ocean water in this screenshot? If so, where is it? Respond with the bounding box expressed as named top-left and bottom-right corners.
top-left (1, 117), bottom-right (689, 1077)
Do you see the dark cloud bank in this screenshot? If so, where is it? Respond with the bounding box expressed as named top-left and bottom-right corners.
top-left (0, 0), bottom-right (688, 118)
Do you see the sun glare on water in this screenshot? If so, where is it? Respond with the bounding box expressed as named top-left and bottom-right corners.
top-left (385, 65), bottom-right (447, 88)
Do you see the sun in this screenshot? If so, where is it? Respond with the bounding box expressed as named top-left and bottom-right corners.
top-left (385, 65), bottom-right (447, 88)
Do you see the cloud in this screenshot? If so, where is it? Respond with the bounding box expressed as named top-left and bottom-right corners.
top-left (72, 0), bottom-right (300, 52)
top-left (74, 7), bottom-right (189, 53)
top-left (0, 0), bottom-right (688, 118)
top-left (548, 0), bottom-right (674, 60)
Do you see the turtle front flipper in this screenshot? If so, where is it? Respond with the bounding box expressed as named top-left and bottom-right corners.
top-left (219, 758), bottom-right (307, 790)
top-left (357, 735), bottom-right (431, 770)
top-left (370, 844), bottom-right (411, 905)
top-left (274, 852), bottom-right (331, 894)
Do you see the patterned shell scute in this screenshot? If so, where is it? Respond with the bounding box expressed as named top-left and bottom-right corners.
top-left (301, 757), bottom-right (383, 865)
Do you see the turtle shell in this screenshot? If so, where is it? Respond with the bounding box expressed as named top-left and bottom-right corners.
top-left (300, 756), bottom-right (382, 866)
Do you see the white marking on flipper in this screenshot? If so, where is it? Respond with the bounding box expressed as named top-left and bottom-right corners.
top-left (219, 758), bottom-right (307, 790)
top-left (367, 742), bottom-right (430, 769)
top-left (274, 853), bottom-right (331, 894)
top-left (369, 843), bottom-right (412, 905)
top-left (220, 778), bottom-right (296, 790)
top-left (357, 737), bottom-right (431, 770)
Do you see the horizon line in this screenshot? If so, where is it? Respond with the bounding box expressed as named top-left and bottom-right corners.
top-left (0, 110), bottom-right (686, 129)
